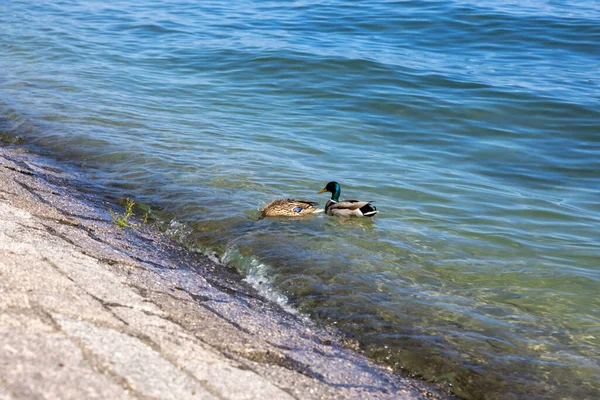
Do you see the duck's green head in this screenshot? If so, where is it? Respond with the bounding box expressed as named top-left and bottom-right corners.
top-left (317, 181), bottom-right (341, 201)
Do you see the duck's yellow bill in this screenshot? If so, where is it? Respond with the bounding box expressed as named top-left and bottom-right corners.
top-left (317, 188), bottom-right (327, 194)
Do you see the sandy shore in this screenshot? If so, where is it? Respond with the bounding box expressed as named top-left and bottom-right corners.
top-left (0, 144), bottom-right (454, 400)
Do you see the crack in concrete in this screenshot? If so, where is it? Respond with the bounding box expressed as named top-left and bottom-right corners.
top-left (230, 347), bottom-right (326, 382)
top-left (3, 164), bottom-right (35, 176)
top-left (40, 254), bottom-right (228, 400)
top-left (139, 284), bottom-right (326, 387)
top-left (43, 311), bottom-right (145, 400)
top-left (40, 223), bottom-right (83, 249)
top-left (38, 215), bottom-right (80, 227)
top-left (13, 179), bottom-right (53, 206)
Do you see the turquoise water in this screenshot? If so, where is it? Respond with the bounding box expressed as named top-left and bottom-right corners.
top-left (1, 0), bottom-right (599, 398)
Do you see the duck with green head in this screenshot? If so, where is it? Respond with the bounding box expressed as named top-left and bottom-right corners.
top-left (317, 181), bottom-right (378, 217)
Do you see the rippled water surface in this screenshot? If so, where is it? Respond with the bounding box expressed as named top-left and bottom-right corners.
top-left (1, 1), bottom-right (599, 398)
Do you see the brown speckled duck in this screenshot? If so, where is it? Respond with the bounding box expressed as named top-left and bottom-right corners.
top-left (260, 199), bottom-right (322, 217)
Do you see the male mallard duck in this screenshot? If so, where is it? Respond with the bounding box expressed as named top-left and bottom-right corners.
top-left (317, 181), bottom-right (378, 217)
top-left (261, 199), bottom-right (322, 217)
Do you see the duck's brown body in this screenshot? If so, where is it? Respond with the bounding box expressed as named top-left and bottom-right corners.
top-left (261, 199), bottom-right (321, 217)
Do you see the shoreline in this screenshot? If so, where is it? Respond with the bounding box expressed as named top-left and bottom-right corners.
top-left (0, 143), bottom-right (455, 399)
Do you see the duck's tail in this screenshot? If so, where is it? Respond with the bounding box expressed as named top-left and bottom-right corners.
top-left (360, 203), bottom-right (378, 217)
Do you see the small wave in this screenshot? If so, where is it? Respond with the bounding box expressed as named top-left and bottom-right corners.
top-left (221, 246), bottom-right (300, 316)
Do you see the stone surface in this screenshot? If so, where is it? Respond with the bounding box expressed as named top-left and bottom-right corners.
top-left (0, 145), bottom-right (454, 400)
top-left (0, 313), bottom-right (131, 400)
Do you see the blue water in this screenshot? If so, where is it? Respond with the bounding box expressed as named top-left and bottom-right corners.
top-left (1, 1), bottom-right (599, 398)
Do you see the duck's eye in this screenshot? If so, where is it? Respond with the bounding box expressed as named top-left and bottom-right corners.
top-left (292, 207), bottom-right (302, 213)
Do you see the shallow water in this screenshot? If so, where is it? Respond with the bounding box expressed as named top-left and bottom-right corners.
top-left (1, 1), bottom-right (599, 398)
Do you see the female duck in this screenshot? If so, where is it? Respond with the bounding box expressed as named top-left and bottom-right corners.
top-left (261, 199), bottom-right (322, 217)
top-left (317, 181), bottom-right (378, 217)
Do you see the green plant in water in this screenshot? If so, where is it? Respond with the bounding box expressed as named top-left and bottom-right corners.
top-left (110, 198), bottom-right (148, 229)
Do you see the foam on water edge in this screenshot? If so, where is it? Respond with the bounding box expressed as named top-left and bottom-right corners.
top-left (221, 245), bottom-right (302, 317)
